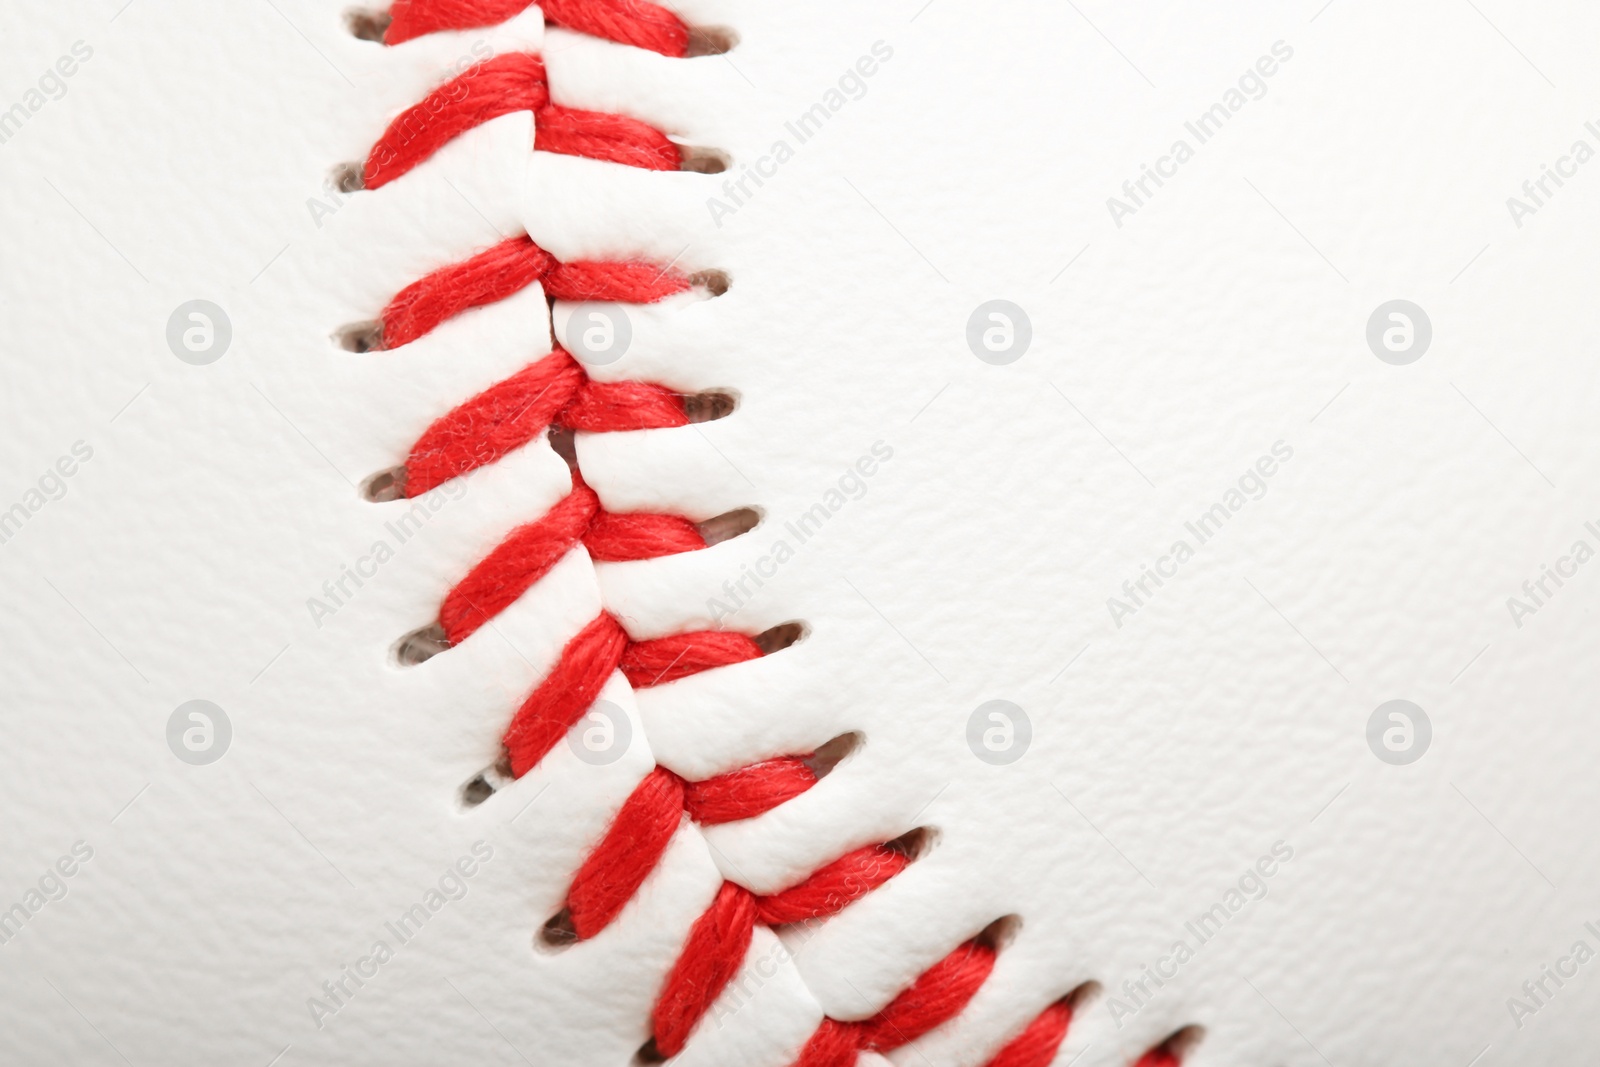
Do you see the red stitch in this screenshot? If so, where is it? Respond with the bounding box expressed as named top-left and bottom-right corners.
top-left (684, 757), bottom-right (818, 825)
top-left (536, 103), bottom-right (680, 170)
top-left (364, 11), bottom-right (1097, 1062)
top-left (793, 940), bottom-right (996, 1066)
top-left (544, 257), bottom-right (690, 304)
top-left (583, 510), bottom-right (705, 562)
top-left (539, 0), bottom-right (689, 56)
top-left (439, 482), bottom-right (599, 643)
top-left (379, 236), bottom-right (688, 351)
top-left (567, 765), bottom-right (685, 937)
top-left (499, 615), bottom-right (757, 775)
top-left (854, 939), bottom-right (996, 1051)
top-left (645, 846), bottom-right (909, 1055)
top-left (502, 612), bottom-right (629, 776)
top-left (404, 350), bottom-right (686, 495)
top-left (406, 349), bottom-right (585, 496)
top-left (363, 52), bottom-right (680, 189)
top-left (792, 1019), bottom-right (858, 1067)
top-left (364, 53), bottom-right (548, 189)
top-left (381, 236), bottom-right (557, 350)
top-left (650, 882), bottom-right (758, 1057)
top-left (982, 1000), bottom-right (1075, 1067)
top-left (620, 630), bottom-right (764, 688)
top-left (754, 844), bottom-right (908, 926)
top-left (435, 480), bottom-right (704, 645)
top-left (384, 0), bottom-right (690, 56)
top-left (561, 377), bottom-right (688, 432)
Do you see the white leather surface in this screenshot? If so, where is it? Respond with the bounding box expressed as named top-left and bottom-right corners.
top-left (2, 2), bottom-right (1598, 1065)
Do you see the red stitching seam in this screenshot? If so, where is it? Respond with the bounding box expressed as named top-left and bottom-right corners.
top-left (360, 5), bottom-right (1186, 1064)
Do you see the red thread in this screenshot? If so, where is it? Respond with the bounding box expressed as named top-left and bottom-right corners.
top-left (792, 940), bottom-right (997, 1066)
top-left (498, 616), bottom-right (757, 775)
top-left (567, 766), bottom-right (685, 937)
top-left (793, 1019), bottom-right (858, 1067)
top-left (381, 229), bottom-right (907, 1062)
top-left (981, 1000), bottom-right (1074, 1067)
top-left (363, 10), bottom-right (1102, 1061)
top-left (502, 612), bottom-right (629, 776)
top-left (381, 236), bottom-right (556, 350)
top-left (650, 882), bottom-right (758, 1056)
top-left (363, 53), bottom-right (679, 190)
top-left (539, 0), bottom-right (689, 56)
top-left (365, 53), bottom-right (548, 189)
top-left (436, 479), bottom-right (704, 645)
top-left (384, 0), bottom-right (690, 57)
top-left (406, 350), bottom-right (584, 496)
top-left (645, 845), bottom-right (909, 1056)
top-left (404, 350), bottom-right (686, 495)
top-left (561, 378), bottom-right (688, 433)
top-left (536, 103), bottom-right (680, 170)
top-left (544, 258), bottom-right (690, 304)
top-left (684, 757), bottom-right (817, 825)
top-left (379, 236), bottom-right (688, 351)
top-left (621, 630), bottom-right (764, 688)
top-left (755, 844), bottom-right (908, 926)
top-left (584, 509), bottom-right (705, 562)
top-left (1134, 1049), bottom-right (1181, 1067)
top-left (854, 939), bottom-right (996, 1051)
top-left (439, 482), bottom-right (599, 643)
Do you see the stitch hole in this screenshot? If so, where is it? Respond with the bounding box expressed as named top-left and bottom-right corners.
top-left (395, 622), bottom-right (450, 666)
top-left (677, 146), bottom-right (730, 174)
top-left (634, 1039), bottom-right (666, 1064)
top-left (801, 731), bottom-right (862, 778)
top-left (362, 465), bottom-right (408, 502)
top-left (883, 825), bottom-right (934, 861)
top-left (330, 160), bottom-right (365, 193)
top-left (753, 621), bottom-right (806, 655)
top-left (680, 390), bottom-right (736, 423)
top-left (336, 319), bottom-right (385, 353)
top-left (689, 269), bottom-right (731, 297)
top-left (1064, 980), bottom-right (1102, 1010)
top-left (1149, 1025), bottom-right (1205, 1064)
top-left (547, 425), bottom-right (578, 469)
top-left (686, 26), bottom-right (738, 56)
top-left (458, 753), bottom-right (513, 810)
top-left (696, 507), bottom-right (760, 547)
top-left (344, 8), bottom-right (392, 41)
top-left (538, 908), bottom-right (579, 949)
top-left (975, 913), bottom-right (1022, 952)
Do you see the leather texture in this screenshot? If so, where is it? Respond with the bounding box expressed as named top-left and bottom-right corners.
top-left (2, 2), bottom-right (1597, 1065)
